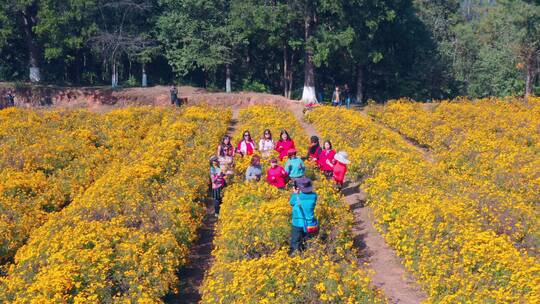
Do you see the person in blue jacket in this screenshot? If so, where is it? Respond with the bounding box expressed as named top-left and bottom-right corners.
top-left (289, 176), bottom-right (317, 254)
top-left (284, 148), bottom-right (305, 183)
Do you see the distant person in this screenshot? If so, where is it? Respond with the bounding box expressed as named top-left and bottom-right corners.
top-left (343, 83), bottom-right (351, 109)
top-left (332, 151), bottom-right (350, 189)
top-left (210, 156), bottom-right (226, 217)
top-left (258, 129), bottom-right (275, 158)
top-left (266, 157), bottom-right (288, 189)
top-left (306, 135), bottom-right (322, 163)
top-left (318, 140), bottom-right (336, 178)
top-left (245, 155), bottom-right (263, 181)
top-left (170, 86), bottom-right (178, 105)
top-left (5, 91), bottom-right (15, 107)
top-left (285, 149), bottom-right (305, 182)
top-left (275, 129), bottom-right (295, 161)
top-left (331, 86), bottom-right (340, 107)
top-left (237, 130), bottom-right (256, 156)
top-left (289, 176), bottom-right (318, 254)
top-left (217, 135), bottom-right (235, 176)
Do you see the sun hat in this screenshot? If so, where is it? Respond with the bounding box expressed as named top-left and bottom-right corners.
top-left (334, 151), bottom-right (350, 164)
top-left (287, 148), bottom-right (297, 155)
top-left (294, 176), bottom-right (314, 193)
top-left (209, 155), bottom-right (219, 164)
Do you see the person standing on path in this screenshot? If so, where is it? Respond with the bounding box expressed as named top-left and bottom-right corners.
top-left (289, 177), bottom-right (318, 254)
top-left (275, 129), bottom-right (295, 161)
top-left (331, 86), bottom-right (341, 107)
top-left (210, 156), bottom-right (226, 217)
top-left (343, 84), bottom-right (352, 109)
top-left (266, 157), bottom-right (288, 189)
top-left (285, 149), bottom-right (305, 183)
top-left (258, 129), bottom-right (275, 158)
top-left (245, 155), bottom-right (263, 181)
top-left (318, 140), bottom-right (336, 178)
top-left (5, 91), bottom-right (15, 108)
top-left (170, 86), bottom-right (178, 106)
top-left (237, 130), bottom-right (256, 156)
top-left (332, 151), bottom-right (350, 190)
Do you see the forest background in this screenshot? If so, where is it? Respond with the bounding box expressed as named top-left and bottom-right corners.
top-left (0, 0), bottom-right (539, 102)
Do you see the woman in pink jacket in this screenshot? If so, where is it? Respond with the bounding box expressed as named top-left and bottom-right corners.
top-left (266, 157), bottom-right (288, 189)
top-left (275, 129), bottom-right (295, 161)
top-left (318, 140), bottom-right (336, 178)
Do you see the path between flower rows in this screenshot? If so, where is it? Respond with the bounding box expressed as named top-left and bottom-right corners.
top-left (289, 104), bottom-right (427, 304)
top-left (164, 107), bottom-right (239, 304)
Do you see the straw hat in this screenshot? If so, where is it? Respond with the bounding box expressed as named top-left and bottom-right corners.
top-left (334, 151), bottom-right (350, 164)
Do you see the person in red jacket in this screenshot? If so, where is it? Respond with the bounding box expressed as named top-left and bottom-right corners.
top-left (318, 140), bottom-right (336, 178)
top-left (305, 135), bottom-right (322, 164)
top-left (266, 157), bottom-right (288, 189)
top-left (237, 130), bottom-right (256, 156)
top-left (332, 151), bottom-right (350, 189)
top-left (275, 129), bottom-right (295, 161)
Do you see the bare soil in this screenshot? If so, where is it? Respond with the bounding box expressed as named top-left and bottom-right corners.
top-left (0, 82), bottom-right (296, 110)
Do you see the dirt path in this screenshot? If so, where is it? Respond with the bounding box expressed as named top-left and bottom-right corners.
top-left (164, 107), bottom-right (239, 304)
top-left (289, 104), bottom-right (427, 304)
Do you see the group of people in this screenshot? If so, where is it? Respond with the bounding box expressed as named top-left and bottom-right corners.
top-left (331, 84), bottom-right (355, 108)
top-left (209, 129), bottom-right (351, 253)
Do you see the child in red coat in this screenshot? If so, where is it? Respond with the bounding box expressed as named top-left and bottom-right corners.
top-left (332, 151), bottom-right (350, 189)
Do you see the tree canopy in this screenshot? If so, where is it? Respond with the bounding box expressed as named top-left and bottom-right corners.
top-left (0, 0), bottom-right (538, 101)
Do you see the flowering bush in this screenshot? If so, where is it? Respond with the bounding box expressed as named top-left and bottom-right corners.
top-left (306, 106), bottom-right (540, 303)
top-left (0, 106), bottom-right (231, 303)
top-left (367, 98), bottom-right (539, 253)
top-left (0, 107), bottom-right (170, 264)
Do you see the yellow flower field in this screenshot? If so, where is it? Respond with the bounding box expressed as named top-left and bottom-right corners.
top-left (306, 106), bottom-right (539, 303)
top-left (0, 106), bottom-right (230, 303)
top-left (367, 98), bottom-right (540, 253)
top-left (200, 105), bottom-right (385, 303)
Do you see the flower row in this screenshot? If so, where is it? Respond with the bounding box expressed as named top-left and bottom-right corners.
top-left (0, 107), bottom-right (230, 303)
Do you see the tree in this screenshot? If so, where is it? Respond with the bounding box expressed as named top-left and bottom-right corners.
top-left (158, 0), bottom-right (236, 89)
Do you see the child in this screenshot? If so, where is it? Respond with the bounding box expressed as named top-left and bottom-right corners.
top-left (246, 155), bottom-right (263, 181)
top-left (333, 151), bottom-right (350, 189)
top-left (210, 156), bottom-right (226, 217)
top-left (318, 140), bottom-right (336, 178)
top-left (306, 135), bottom-right (322, 163)
top-left (285, 149), bottom-right (305, 182)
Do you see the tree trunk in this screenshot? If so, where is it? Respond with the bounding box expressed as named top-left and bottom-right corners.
top-left (225, 64), bottom-right (232, 93)
top-left (356, 64), bottom-right (364, 104)
top-left (142, 64), bottom-right (148, 87)
top-left (111, 61), bottom-right (118, 88)
top-left (283, 46), bottom-right (289, 98)
top-left (21, 7), bottom-right (41, 83)
top-left (301, 9), bottom-right (317, 103)
top-left (525, 65), bottom-right (532, 101)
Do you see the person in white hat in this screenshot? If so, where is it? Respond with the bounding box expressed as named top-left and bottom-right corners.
top-left (332, 151), bottom-right (350, 189)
